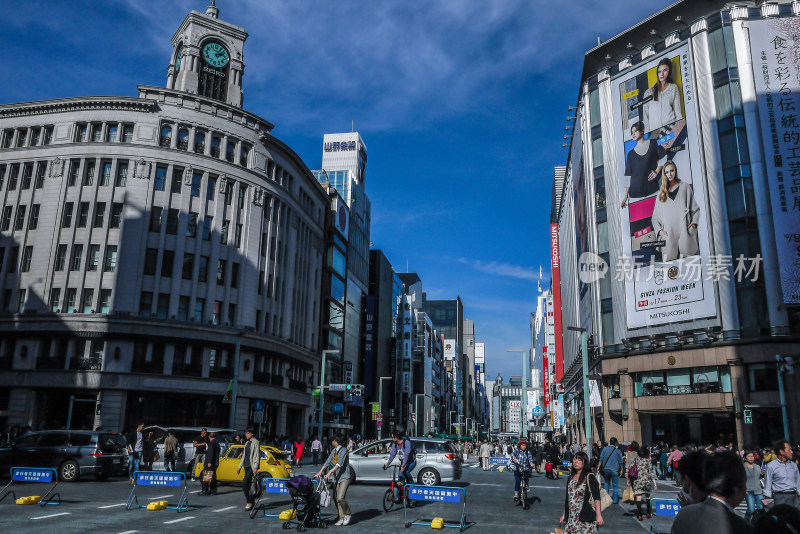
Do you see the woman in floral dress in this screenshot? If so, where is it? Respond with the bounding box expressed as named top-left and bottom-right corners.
top-left (629, 445), bottom-right (657, 520)
top-left (560, 451), bottom-right (604, 534)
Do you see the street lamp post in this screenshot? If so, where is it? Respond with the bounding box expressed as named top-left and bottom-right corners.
top-left (448, 410), bottom-right (456, 434)
top-left (317, 349), bottom-right (341, 440)
top-left (567, 326), bottom-right (592, 463)
top-left (508, 349), bottom-right (529, 440)
top-left (378, 376), bottom-right (392, 440)
top-left (228, 329), bottom-right (246, 429)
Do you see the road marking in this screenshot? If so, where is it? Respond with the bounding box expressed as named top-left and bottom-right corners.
top-left (190, 490), bottom-right (202, 494)
top-left (98, 503), bottom-right (127, 509)
top-left (163, 516), bottom-right (194, 524)
top-left (212, 505), bottom-right (237, 513)
top-left (116, 531), bottom-right (139, 534)
top-left (30, 512), bottom-right (72, 520)
top-left (148, 494), bottom-right (173, 500)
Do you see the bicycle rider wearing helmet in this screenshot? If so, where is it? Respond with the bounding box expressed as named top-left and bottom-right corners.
top-left (509, 439), bottom-right (535, 502)
top-left (383, 430), bottom-right (417, 502)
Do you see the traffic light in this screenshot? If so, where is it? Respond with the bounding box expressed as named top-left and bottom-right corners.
top-left (95, 403), bottom-right (102, 415)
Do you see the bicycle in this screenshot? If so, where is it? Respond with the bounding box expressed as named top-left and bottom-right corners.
top-left (382, 464), bottom-right (416, 512)
top-left (517, 467), bottom-right (532, 510)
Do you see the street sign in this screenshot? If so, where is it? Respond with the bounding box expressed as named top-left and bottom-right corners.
top-left (377, 420), bottom-right (383, 428)
top-left (533, 406), bottom-right (543, 417)
top-left (377, 412), bottom-right (383, 422)
top-left (372, 403), bottom-right (380, 413)
top-left (252, 400), bottom-right (265, 411)
top-left (744, 409), bottom-right (753, 424)
top-left (333, 402), bottom-right (344, 414)
top-left (329, 384), bottom-right (347, 391)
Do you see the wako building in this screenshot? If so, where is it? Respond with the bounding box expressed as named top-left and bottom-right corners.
top-left (553, 0), bottom-right (800, 448)
top-left (0, 3), bottom-right (328, 437)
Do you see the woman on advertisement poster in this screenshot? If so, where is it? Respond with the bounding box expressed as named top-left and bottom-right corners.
top-left (621, 121), bottom-right (666, 209)
top-left (642, 58), bottom-right (684, 132)
top-left (650, 161), bottom-right (700, 261)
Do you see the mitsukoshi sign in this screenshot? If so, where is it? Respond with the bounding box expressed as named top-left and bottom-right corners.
top-left (611, 43), bottom-right (717, 328)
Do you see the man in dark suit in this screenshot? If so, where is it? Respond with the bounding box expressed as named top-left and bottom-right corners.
top-left (671, 450), bottom-right (753, 534)
top-left (201, 432), bottom-right (222, 495)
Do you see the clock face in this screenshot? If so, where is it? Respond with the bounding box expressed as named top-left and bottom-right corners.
top-left (203, 42), bottom-right (229, 68)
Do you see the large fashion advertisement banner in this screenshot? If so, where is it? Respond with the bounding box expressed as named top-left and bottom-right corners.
top-left (612, 43), bottom-right (717, 328)
top-left (749, 18), bottom-right (800, 304)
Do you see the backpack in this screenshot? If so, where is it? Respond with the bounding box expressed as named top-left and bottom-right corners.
top-left (507, 445), bottom-right (513, 455)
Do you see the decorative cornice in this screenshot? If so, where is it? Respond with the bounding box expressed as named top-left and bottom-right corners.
top-left (0, 96), bottom-right (155, 119)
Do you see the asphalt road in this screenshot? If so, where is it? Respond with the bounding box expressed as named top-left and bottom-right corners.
top-left (0, 459), bottom-right (684, 533)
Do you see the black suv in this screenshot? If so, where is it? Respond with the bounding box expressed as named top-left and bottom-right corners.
top-left (0, 430), bottom-right (127, 481)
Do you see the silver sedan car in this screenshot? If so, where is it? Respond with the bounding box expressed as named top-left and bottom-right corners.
top-left (347, 438), bottom-right (462, 486)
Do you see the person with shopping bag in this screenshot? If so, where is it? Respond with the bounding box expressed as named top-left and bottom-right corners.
top-left (627, 445), bottom-right (657, 520)
top-left (560, 451), bottom-right (605, 533)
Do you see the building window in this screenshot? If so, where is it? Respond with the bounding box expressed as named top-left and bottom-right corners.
top-left (748, 363), bottom-right (778, 391)
top-left (100, 162), bottom-right (112, 186)
top-left (171, 167), bottom-right (183, 193)
top-left (78, 202), bottom-right (89, 227)
top-left (83, 162), bottom-right (95, 186)
top-left (182, 253), bottom-right (194, 280)
top-left (110, 203), bottom-right (123, 228)
top-left (68, 160), bottom-right (79, 186)
top-left (161, 250), bottom-right (174, 277)
top-left (91, 123), bottom-right (102, 142)
top-left (220, 221), bottom-right (229, 244)
top-left (87, 245), bottom-right (100, 271)
top-left (194, 132), bottom-right (205, 154)
top-left (61, 202), bottom-right (73, 228)
top-left (206, 176), bottom-right (216, 200)
top-left (99, 289), bottom-right (111, 314)
top-left (149, 207), bottom-right (163, 232)
top-left (217, 259), bottom-right (226, 284)
top-left (104, 246), bottom-right (117, 272)
top-left (234, 224), bottom-right (242, 248)
top-left (28, 204), bottom-right (40, 230)
top-left (7, 164), bottom-right (18, 190)
top-left (93, 202), bottom-right (105, 228)
top-left (122, 124), bottom-right (134, 143)
top-left (32, 163), bottom-right (45, 189)
top-left (43, 126), bottom-right (53, 145)
top-left (77, 124), bottom-right (88, 142)
top-left (160, 125), bottom-right (172, 147)
top-left (49, 288), bottom-right (61, 312)
top-left (31, 128), bottom-right (41, 146)
top-left (54, 244), bottom-right (67, 271)
top-left (154, 166), bottom-right (167, 191)
top-left (177, 128), bottom-right (189, 150)
top-left (143, 248), bottom-right (158, 275)
top-left (139, 291), bottom-right (153, 317)
top-left (13, 205), bottom-right (26, 231)
top-left (212, 301), bottom-right (222, 325)
top-left (106, 125), bottom-right (118, 143)
top-left (82, 288), bottom-right (94, 313)
top-left (17, 289), bottom-right (26, 313)
top-left (240, 144), bottom-right (250, 167)
top-left (186, 212), bottom-right (198, 237)
top-left (225, 139), bottom-right (236, 162)
top-left (156, 293), bottom-right (170, 318)
top-left (178, 296), bottom-right (190, 321)
top-left (166, 208), bottom-right (179, 235)
top-left (210, 136), bottom-right (221, 158)
top-left (116, 162), bottom-right (128, 187)
top-left (20, 246), bottom-right (33, 272)
top-left (65, 288), bottom-right (77, 313)
top-left (194, 298), bottom-right (205, 322)
top-left (0, 207), bottom-right (11, 231)
top-left (21, 164), bottom-right (32, 189)
top-left (7, 246), bottom-right (18, 273)
top-left (196, 255), bottom-right (209, 283)
top-left (70, 245), bottom-right (83, 271)
top-left (191, 172), bottom-right (202, 197)
top-left (202, 216), bottom-right (212, 240)
top-left (1, 129), bottom-right (12, 148)
top-left (230, 262), bottom-right (239, 288)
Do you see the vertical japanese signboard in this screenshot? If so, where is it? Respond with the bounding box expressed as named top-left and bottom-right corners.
top-left (550, 224), bottom-right (565, 382)
top-left (543, 347), bottom-right (550, 409)
top-left (749, 17), bottom-right (800, 303)
top-left (611, 43), bottom-right (717, 328)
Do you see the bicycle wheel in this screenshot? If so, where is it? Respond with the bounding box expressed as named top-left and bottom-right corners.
top-left (383, 488), bottom-right (395, 512)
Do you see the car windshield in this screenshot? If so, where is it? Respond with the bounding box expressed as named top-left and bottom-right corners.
top-left (99, 434), bottom-right (126, 453)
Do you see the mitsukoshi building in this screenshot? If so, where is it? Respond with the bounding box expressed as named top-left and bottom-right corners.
top-left (0, 3), bottom-right (328, 438)
top-left (552, 0), bottom-right (800, 448)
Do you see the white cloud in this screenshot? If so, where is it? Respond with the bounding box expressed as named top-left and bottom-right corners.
top-left (458, 257), bottom-right (541, 281)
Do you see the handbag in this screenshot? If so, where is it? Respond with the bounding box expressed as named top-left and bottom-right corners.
top-left (622, 486), bottom-right (635, 503)
top-left (153, 451), bottom-right (160, 462)
top-left (202, 469), bottom-right (214, 483)
top-left (318, 482), bottom-right (332, 508)
top-left (629, 461), bottom-right (638, 479)
top-left (249, 475), bottom-right (261, 498)
top-left (588, 473), bottom-right (613, 512)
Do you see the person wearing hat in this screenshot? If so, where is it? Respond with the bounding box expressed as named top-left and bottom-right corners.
top-left (237, 428), bottom-right (261, 511)
top-left (509, 439), bottom-right (536, 503)
top-left (200, 432), bottom-right (221, 495)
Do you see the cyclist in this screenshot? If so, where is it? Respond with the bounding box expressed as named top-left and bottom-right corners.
top-left (508, 438), bottom-right (535, 502)
top-left (383, 430), bottom-right (417, 502)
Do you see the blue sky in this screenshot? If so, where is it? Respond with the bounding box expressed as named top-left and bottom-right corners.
top-left (0, 0), bottom-right (671, 379)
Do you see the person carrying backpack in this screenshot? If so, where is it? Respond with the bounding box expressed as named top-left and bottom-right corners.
top-left (383, 429), bottom-right (417, 502)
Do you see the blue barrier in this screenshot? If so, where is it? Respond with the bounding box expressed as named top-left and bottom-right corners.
top-left (0, 467), bottom-right (60, 507)
top-left (651, 498), bottom-right (681, 516)
top-left (403, 484), bottom-right (467, 531)
top-left (251, 477), bottom-right (321, 519)
top-left (489, 457), bottom-right (508, 470)
top-left (126, 471), bottom-right (188, 512)
top-left (560, 460), bottom-right (571, 468)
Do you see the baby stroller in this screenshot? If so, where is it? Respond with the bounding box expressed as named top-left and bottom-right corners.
top-left (282, 475), bottom-right (327, 531)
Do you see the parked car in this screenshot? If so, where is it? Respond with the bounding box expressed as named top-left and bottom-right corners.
top-left (348, 438), bottom-right (462, 486)
top-left (0, 430), bottom-right (127, 482)
top-left (192, 444), bottom-right (294, 483)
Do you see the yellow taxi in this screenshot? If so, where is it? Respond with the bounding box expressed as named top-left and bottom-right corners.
top-left (193, 444), bottom-right (293, 482)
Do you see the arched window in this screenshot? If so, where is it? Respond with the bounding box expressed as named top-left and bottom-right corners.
top-left (211, 136), bottom-right (221, 158)
top-left (225, 138), bottom-right (236, 162)
top-left (175, 46), bottom-right (183, 73)
top-left (194, 132), bottom-right (205, 154)
top-left (160, 125), bottom-right (172, 147)
top-left (198, 40), bottom-right (229, 102)
top-left (177, 128), bottom-right (189, 150)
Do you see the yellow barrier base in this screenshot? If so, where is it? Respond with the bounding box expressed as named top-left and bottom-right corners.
top-left (146, 500), bottom-right (168, 511)
top-left (16, 496), bottom-right (41, 505)
top-left (279, 509), bottom-right (297, 520)
top-left (431, 517), bottom-right (444, 529)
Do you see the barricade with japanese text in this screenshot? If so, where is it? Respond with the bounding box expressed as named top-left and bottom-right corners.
top-left (403, 484), bottom-right (468, 531)
top-left (651, 498), bottom-right (681, 516)
top-left (250, 477), bottom-right (292, 519)
top-left (0, 467), bottom-right (60, 507)
top-left (489, 457), bottom-right (508, 471)
top-left (126, 471), bottom-right (188, 512)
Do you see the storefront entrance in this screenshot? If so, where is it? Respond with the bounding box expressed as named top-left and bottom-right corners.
top-left (643, 412), bottom-right (736, 447)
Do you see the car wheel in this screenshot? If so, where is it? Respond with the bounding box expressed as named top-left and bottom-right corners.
top-left (417, 467), bottom-right (439, 487)
top-left (60, 460), bottom-right (80, 482)
top-left (348, 467), bottom-right (356, 484)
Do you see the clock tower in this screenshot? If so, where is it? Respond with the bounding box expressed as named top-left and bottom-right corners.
top-left (166, 1), bottom-right (247, 108)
